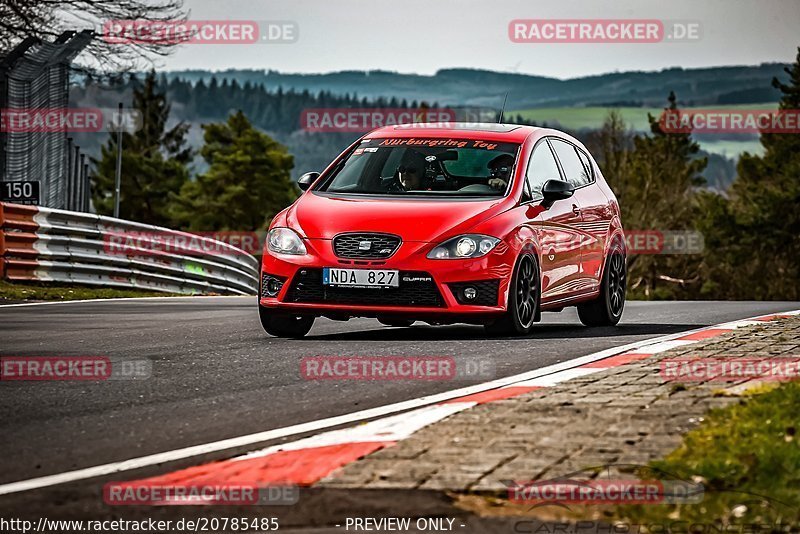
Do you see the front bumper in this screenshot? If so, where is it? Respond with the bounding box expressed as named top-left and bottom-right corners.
top-left (259, 237), bottom-right (515, 319)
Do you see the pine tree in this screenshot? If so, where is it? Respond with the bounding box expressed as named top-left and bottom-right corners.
top-left (702, 47), bottom-right (800, 299)
top-left (90, 70), bottom-right (191, 226)
top-left (592, 95), bottom-right (707, 299)
top-left (170, 111), bottom-right (296, 231)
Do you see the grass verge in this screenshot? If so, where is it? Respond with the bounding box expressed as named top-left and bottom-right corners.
top-left (616, 380), bottom-right (800, 528)
top-left (0, 279), bottom-right (180, 303)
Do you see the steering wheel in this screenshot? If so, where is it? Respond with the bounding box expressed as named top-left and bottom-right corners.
top-left (384, 174), bottom-right (406, 193)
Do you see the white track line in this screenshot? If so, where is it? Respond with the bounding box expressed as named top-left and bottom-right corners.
top-left (513, 367), bottom-right (602, 388)
top-left (622, 339), bottom-right (696, 354)
top-left (233, 403), bottom-right (472, 461)
top-left (0, 308), bottom-right (797, 496)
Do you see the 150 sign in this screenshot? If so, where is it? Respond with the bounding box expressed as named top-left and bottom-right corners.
top-left (1, 181), bottom-right (40, 205)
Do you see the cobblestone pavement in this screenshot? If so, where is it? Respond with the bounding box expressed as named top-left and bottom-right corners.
top-left (319, 317), bottom-right (800, 493)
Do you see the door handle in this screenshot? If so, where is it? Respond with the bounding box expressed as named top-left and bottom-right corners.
top-left (571, 204), bottom-right (580, 216)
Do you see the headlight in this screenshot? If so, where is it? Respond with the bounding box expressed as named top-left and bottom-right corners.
top-left (427, 234), bottom-right (500, 259)
top-left (267, 227), bottom-right (307, 255)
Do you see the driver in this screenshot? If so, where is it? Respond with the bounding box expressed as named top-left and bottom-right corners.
top-left (397, 165), bottom-right (422, 190)
top-left (487, 154), bottom-right (515, 191)
top-left (394, 150), bottom-right (427, 191)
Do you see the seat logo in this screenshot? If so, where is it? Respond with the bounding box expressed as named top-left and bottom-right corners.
top-left (358, 241), bottom-right (372, 251)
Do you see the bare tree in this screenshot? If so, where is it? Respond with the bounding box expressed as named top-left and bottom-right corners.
top-left (0, 0), bottom-right (188, 72)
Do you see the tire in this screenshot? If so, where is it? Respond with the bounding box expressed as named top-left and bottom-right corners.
top-left (377, 317), bottom-right (415, 328)
top-left (577, 246), bottom-right (626, 327)
top-left (484, 253), bottom-right (540, 336)
top-left (259, 306), bottom-right (314, 338)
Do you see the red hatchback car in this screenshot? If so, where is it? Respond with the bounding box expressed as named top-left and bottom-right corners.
top-left (259, 123), bottom-right (626, 337)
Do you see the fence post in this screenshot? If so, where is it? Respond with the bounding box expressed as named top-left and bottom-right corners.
top-left (78, 153), bottom-right (86, 212)
top-left (83, 162), bottom-right (90, 212)
top-left (65, 138), bottom-right (74, 210)
top-left (113, 101), bottom-right (123, 218)
top-left (72, 144), bottom-right (80, 212)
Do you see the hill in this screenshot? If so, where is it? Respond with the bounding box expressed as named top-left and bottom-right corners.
top-left (163, 64), bottom-right (788, 109)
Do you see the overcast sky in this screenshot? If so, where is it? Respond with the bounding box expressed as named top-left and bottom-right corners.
top-left (157, 0), bottom-right (799, 78)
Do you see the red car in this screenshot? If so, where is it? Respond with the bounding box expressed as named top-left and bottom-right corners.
top-left (259, 123), bottom-right (626, 338)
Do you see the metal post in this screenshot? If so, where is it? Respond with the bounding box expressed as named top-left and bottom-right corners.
top-left (65, 138), bottom-right (74, 210)
top-left (72, 145), bottom-right (80, 210)
top-left (71, 146), bottom-right (79, 211)
top-left (78, 153), bottom-right (85, 212)
top-left (83, 162), bottom-right (90, 212)
top-left (113, 101), bottom-right (123, 218)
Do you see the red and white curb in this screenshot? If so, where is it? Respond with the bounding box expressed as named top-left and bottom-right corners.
top-left (0, 310), bottom-right (797, 497)
top-left (105, 310), bottom-right (800, 492)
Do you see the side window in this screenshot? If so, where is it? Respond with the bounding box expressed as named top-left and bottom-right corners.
top-left (525, 141), bottom-right (562, 199)
top-left (550, 139), bottom-right (591, 188)
top-left (576, 148), bottom-right (595, 184)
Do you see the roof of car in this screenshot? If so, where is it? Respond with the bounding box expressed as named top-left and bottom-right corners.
top-left (365, 122), bottom-right (541, 143)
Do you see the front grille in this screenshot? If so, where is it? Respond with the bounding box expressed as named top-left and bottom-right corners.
top-left (261, 272), bottom-right (286, 298)
top-left (285, 269), bottom-right (444, 307)
top-left (448, 279), bottom-right (501, 306)
top-left (333, 233), bottom-right (401, 259)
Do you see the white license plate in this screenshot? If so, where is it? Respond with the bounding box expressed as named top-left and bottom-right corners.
top-left (323, 268), bottom-right (399, 288)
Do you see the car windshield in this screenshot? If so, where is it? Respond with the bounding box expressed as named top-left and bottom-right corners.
top-left (315, 137), bottom-right (520, 197)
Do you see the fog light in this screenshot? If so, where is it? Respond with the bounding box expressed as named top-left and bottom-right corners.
top-left (266, 278), bottom-right (281, 297)
top-left (463, 287), bottom-right (478, 301)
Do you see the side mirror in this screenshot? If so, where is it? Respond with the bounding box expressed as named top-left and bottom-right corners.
top-left (540, 179), bottom-right (574, 208)
top-left (297, 172), bottom-right (320, 191)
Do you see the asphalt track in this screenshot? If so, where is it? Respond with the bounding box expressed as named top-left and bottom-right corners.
top-left (1, 297), bottom-right (798, 490)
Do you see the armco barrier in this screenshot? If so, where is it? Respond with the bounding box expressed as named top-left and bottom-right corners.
top-left (0, 202), bottom-right (259, 295)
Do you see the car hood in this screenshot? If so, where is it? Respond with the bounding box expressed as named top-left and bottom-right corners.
top-left (287, 192), bottom-right (508, 242)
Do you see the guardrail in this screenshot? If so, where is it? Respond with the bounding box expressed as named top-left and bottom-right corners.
top-left (0, 202), bottom-right (260, 295)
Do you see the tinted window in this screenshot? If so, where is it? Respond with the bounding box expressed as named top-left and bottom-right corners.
top-left (316, 138), bottom-right (520, 198)
top-left (550, 139), bottom-right (592, 188)
top-left (576, 148), bottom-right (595, 184)
top-left (525, 141), bottom-right (562, 199)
